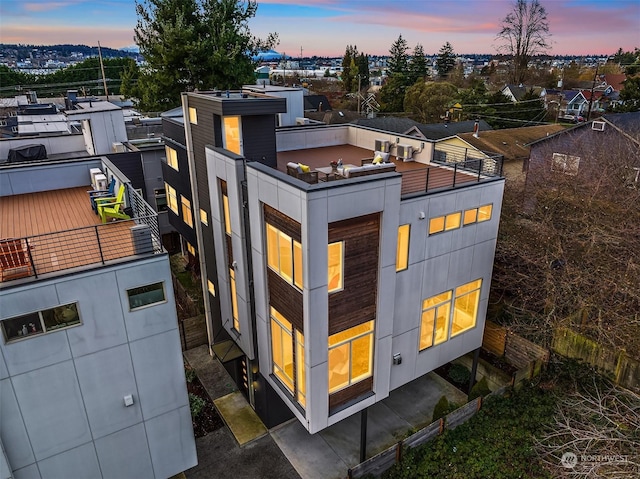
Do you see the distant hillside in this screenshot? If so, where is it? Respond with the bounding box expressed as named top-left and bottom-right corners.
top-left (0, 44), bottom-right (138, 59)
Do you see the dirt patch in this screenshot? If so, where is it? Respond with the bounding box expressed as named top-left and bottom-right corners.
top-left (187, 367), bottom-right (224, 437)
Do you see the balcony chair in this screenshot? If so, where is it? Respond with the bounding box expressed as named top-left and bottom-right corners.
top-left (0, 238), bottom-right (33, 281)
top-left (97, 185), bottom-right (131, 223)
top-left (88, 178), bottom-right (116, 213)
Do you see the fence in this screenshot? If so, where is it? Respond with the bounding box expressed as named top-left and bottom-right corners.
top-left (348, 398), bottom-right (482, 479)
top-left (482, 321), bottom-right (550, 369)
top-left (552, 328), bottom-right (640, 392)
top-left (178, 314), bottom-right (208, 351)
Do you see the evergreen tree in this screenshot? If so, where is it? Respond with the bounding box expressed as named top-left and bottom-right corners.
top-left (436, 41), bottom-right (456, 78)
top-left (134, 0), bottom-right (277, 111)
top-left (408, 43), bottom-right (427, 84)
top-left (387, 34), bottom-right (409, 75)
top-left (356, 53), bottom-right (370, 92)
top-left (341, 45), bottom-right (358, 92)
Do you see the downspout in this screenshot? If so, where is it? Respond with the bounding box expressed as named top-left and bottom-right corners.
top-left (181, 92), bottom-right (215, 355)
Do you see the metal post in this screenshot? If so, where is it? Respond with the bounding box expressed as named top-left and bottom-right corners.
top-left (25, 237), bottom-right (38, 278)
top-left (468, 347), bottom-right (481, 396)
top-left (95, 225), bottom-right (105, 264)
top-left (452, 163), bottom-right (458, 188)
top-left (359, 407), bottom-right (368, 463)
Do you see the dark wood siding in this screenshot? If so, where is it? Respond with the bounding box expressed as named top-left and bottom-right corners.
top-left (267, 269), bottom-right (303, 332)
top-left (263, 205), bottom-right (301, 242)
top-left (107, 151), bottom-right (145, 197)
top-left (242, 115), bottom-right (278, 168)
top-left (329, 376), bottom-right (373, 412)
top-left (328, 213), bottom-right (380, 335)
top-left (162, 118), bottom-right (185, 146)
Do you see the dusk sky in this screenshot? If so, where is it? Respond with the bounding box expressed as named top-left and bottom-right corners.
top-left (1, 0), bottom-right (639, 57)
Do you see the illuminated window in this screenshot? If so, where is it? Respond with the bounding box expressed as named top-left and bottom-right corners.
top-left (186, 242), bottom-right (196, 256)
top-left (165, 146), bottom-right (178, 171)
top-left (328, 321), bottom-right (374, 393)
top-left (271, 308), bottom-right (294, 392)
top-left (396, 224), bottom-right (410, 271)
top-left (451, 279), bottom-right (482, 337)
top-left (463, 208), bottom-right (477, 225)
top-left (230, 268), bottom-right (239, 331)
top-left (181, 196), bottom-right (193, 227)
top-left (200, 208), bottom-right (208, 225)
top-left (477, 204), bottom-right (492, 222)
top-left (266, 223), bottom-right (303, 290)
top-left (429, 212), bottom-right (461, 235)
top-left (165, 183), bottom-right (178, 214)
top-left (222, 193), bottom-right (231, 235)
top-left (296, 331), bottom-right (306, 407)
top-left (207, 279), bottom-right (216, 296)
top-left (1, 303), bottom-right (81, 343)
top-left (188, 106), bottom-right (197, 125)
top-left (419, 291), bottom-right (452, 350)
top-left (328, 242), bottom-right (343, 293)
top-left (223, 116), bottom-right (242, 154)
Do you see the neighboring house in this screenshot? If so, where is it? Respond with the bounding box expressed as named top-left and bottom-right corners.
top-left (501, 84), bottom-right (545, 103)
top-left (563, 90), bottom-right (588, 117)
top-left (0, 157), bottom-right (197, 478)
top-left (404, 119), bottom-right (493, 141)
top-left (526, 112), bottom-right (640, 184)
top-left (163, 87), bottom-right (505, 434)
top-left (304, 94), bottom-right (332, 112)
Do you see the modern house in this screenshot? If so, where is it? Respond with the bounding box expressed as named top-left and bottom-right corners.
top-left (0, 156), bottom-right (197, 478)
top-left (163, 87), bottom-right (505, 434)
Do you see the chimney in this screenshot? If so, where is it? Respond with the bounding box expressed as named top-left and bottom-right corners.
top-left (473, 121), bottom-right (479, 138)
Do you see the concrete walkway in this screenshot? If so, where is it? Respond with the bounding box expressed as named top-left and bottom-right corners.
top-left (184, 345), bottom-right (467, 479)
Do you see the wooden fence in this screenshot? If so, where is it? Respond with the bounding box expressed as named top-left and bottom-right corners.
top-left (482, 321), bottom-right (549, 368)
top-left (178, 314), bottom-right (208, 351)
top-left (348, 398), bottom-right (482, 479)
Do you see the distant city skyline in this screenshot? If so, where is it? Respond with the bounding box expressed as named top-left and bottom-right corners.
top-left (1, 0), bottom-right (638, 57)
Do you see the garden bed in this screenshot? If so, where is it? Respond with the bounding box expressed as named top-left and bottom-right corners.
top-left (186, 366), bottom-right (224, 437)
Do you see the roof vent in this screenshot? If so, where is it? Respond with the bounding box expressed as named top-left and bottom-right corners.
top-left (592, 121), bottom-right (605, 131)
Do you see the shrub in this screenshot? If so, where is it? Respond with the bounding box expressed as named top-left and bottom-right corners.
top-left (185, 367), bottom-right (197, 383)
top-left (448, 363), bottom-right (471, 385)
top-left (189, 393), bottom-right (206, 418)
top-left (431, 395), bottom-right (458, 423)
top-left (469, 376), bottom-right (491, 400)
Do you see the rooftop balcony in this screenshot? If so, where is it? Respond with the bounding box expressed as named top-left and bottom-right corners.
top-left (0, 158), bottom-right (163, 287)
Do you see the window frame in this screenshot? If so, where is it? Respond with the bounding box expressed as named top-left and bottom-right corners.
top-left (270, 309), bottom-right (294, 393)
top-left (328, 321), bottom-right (374, 394)
top-left (419, 291), bottom-right (452, 351)
top-left (181, 195), bottom-right (193, 227)
top-left (127, 282), bottom-right (167, 311)
top-left (451, 279), bottom-right (482, 337)
top-left (223, 116), bottom-right (242, 155)
top-left (165, 183), bottom-right (178, 214)
top-left (1, 302), bottom-right (81, 343)
top-left (328, 241), bottom-right (344, 293)
top-left (266, 223), bottom-right (304, 291)
top-left (396, 224), bottom-right (410, 272)
top-left (200, 208), bottom-right (208, 225)
top-left (429, 212), bottom-right (461, 235)
top-left (230, 268), bottom-right (239, 332)
top-left (188, 106), bottom-right (198, 125)
top-left (551, 152), bottom-right (580, 176)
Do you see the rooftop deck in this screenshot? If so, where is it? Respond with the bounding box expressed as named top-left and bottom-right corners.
top-left (277, 144), bottom-right (502, 196)
top-left (1, 186), bottom-right (159, 284)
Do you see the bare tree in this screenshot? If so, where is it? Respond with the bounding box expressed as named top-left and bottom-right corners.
top-left (497, 0), bottom-right (551, 84)
top-left (536, 379), bottom-right (640, 478)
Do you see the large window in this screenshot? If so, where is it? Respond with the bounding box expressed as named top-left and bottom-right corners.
top-left (266, 224), bottom-right (303, 290)
top-left (181, 196), bottom-right (193, 227)
top-left (328, 241), bottom-right (344, 293)
top-left (419, 291), bottom-right (452, 350)
top-left (270, 308), bottom-right (306, 407)
top-left (452, 279), bottom-right (482, 337)
top-left (127, 282), bottom-right (166, 310)
top-left (230, 268), bottom-right (239, 331)
top-left (463, 204), bottom-right (493, 226)
top-left (396, 224), bottom-right (410, 271)
top-left (165, 183), bottom-right (178, 214)
top-left (165, 146), bottom-right (178, 171)
top-left (223, 116), bottom-right (242, 154)
top-left (2, 303), bottom-right (81, 343)
top-left (328, 321), bottom-right (374, 393)
top-left (419, 279), bottom-right (482, 350)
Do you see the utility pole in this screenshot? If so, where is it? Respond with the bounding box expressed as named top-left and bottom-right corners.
top-left (97, 41), bottom-right (109, 101)
top-left (586, 62), bottom-right (599, 121)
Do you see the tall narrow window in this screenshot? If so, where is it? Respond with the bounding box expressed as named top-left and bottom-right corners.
top-left (181, 196), bottom-right (193, 227)
top-left (328, 321), bottom-right (374, 393)
top-left (165, 146), bottom-right (178, 171)
top-left (451, 279), bottom-right (482, 337)
top-left (200, 208), bottom-right (208, 225)
top-left (271, 308), bottom-right (294, 392)
top-left (296, 331), bottom-right (306, 407)
top-left (222, 193), bottom-right (231, 235)
top-left (396, 224), bottom-right (410, 271)
top-left (230, 268), bottom-right (239, 331)
top-left (165, 183), bottom-right (178, 214)
top-left (223, 116), bottom-right (242, 155)
top-left (265, 223), bottom-right (303, 290)
top-left (419, 291), bottom-right (452, 350)
top-left (188, 106), bottom-right (197, 125)
top-left (328, 241), bottom-right (344, 293)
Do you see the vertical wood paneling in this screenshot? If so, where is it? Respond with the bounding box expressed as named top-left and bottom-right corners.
top-left (267, 269), bottom-right (303, 332)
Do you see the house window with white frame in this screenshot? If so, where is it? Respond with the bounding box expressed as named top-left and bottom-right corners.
top-left (551, 153), bottom-right (580, 175)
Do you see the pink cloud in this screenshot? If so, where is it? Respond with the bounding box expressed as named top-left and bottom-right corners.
top-left (24, 2), bottom-right (77, 12)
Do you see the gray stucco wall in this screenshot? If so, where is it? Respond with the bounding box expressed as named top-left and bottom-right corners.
top-left (0, 255), bottom-right (197, 479)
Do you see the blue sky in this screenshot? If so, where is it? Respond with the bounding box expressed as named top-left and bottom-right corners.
top-left (1, 0), bottom-right (638, 56)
